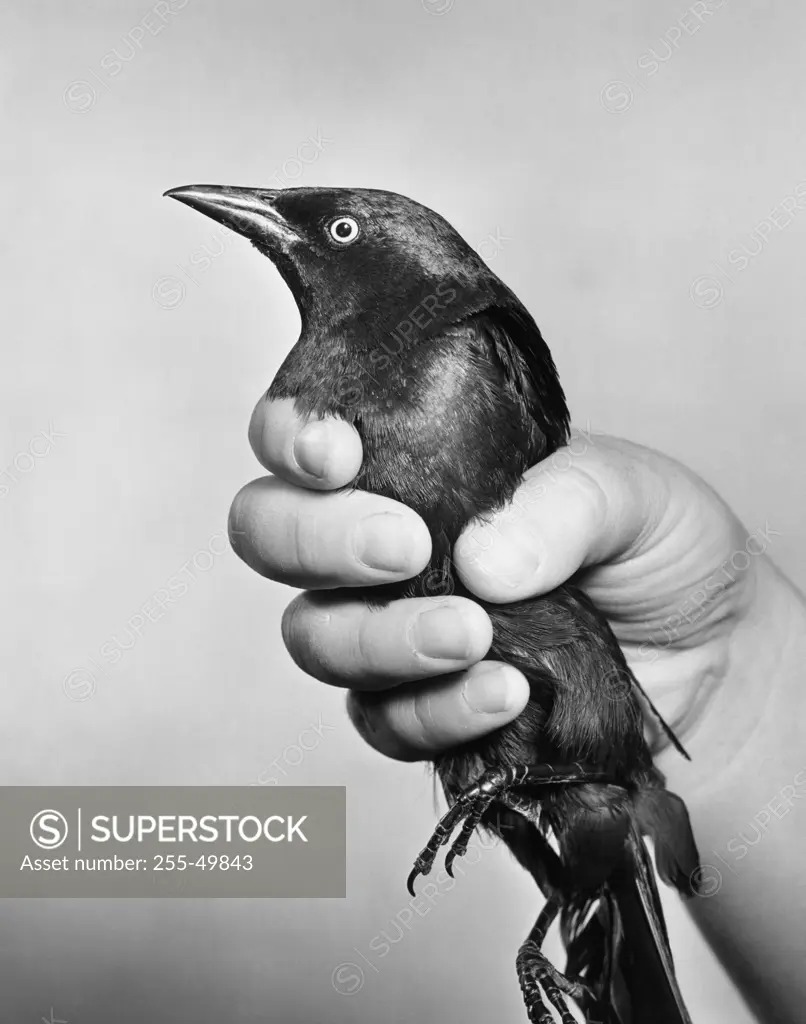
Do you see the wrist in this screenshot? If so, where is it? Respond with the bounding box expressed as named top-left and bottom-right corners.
top-left (657, 555), bottom-right (806, 799)
top-left (657, 557), bottom-right (806, 1024)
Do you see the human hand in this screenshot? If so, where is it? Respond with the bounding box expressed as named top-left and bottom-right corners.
top-left (230, 396), bottom-right (774, 768)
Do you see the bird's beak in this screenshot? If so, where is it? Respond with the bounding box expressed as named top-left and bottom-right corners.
top-left (163, 184), bottom-right (298, 248)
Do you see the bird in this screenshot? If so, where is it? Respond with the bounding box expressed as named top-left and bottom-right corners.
top-left (165, 182), bottom-right (702, 1024)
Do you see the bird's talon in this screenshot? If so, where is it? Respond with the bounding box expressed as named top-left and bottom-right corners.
top-left (405, 765), bottom-right (529, 892)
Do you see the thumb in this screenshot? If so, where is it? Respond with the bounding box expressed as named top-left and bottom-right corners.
top-left (454, 434), bottom-right (671, 603)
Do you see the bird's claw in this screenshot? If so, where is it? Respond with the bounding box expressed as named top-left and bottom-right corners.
top-left (407, 765), bottom-right (528, 893)
top-left (406, 860), bottom-right (430, 897)
top-left (444, 831), bottom-right (472, 877)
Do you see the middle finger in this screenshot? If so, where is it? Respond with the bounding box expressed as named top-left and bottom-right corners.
top-left (229, 475), bottom-right (432, 589)
top-left (281, 590), bottom-right (494, 688)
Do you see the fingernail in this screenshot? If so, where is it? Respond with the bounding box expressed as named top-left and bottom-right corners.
top-left (412, 607), bottom-right (472, 660)
top-left (355, 513), bottom-right (415, 572)
top-left (293, 421), bottom-right (331, 478)
top-left (462, 664), bottom-right (521, 714)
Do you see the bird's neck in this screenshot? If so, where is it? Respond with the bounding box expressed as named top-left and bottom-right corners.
top-left (268, 317), bottom-right (450, 421)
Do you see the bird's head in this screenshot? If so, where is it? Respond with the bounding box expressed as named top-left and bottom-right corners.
top-left (165, 184), bottom-right (569, 442)
top-left (164, 184), bottom-right (513, 340)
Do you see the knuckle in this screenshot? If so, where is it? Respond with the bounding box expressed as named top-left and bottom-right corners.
top-left (281, 595), bottom-right (333, 680)
top-left (408, 689), bottom-right (437, 746)
top-left (354, 607), bottom-right (389, 674)
top-left (228, 483), bottom-right (264, 560)
top-left (280, 595), bottom-right (309, 658)
top-left (229, 479), bottom-right (303, 580)
top-left (247, 400), bottom-right (271, 465)
top-left (349, 692), bottom-right (419, 761)
top-left (251, 396), bottom-right (307, 476)
top-left (247, 397), bottom-right (282, 468)
top-left (228, 481), bottom-right (254, 529)
top-left (345, 691), bottom-right (378, 746)
top-left (564, 463), bottom-right (610, 531)
top-left (291, 506), bottom-right (325, 577)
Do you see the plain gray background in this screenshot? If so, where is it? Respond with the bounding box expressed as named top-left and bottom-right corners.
top-left (3, 0), bottom-right (804, 1020)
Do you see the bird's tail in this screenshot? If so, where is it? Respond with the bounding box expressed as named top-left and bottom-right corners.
top-left (563, 826), bottom-right (694, 1024)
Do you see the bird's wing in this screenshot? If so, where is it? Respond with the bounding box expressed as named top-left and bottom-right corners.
top-left (474, 301), bottom-right (571, 453)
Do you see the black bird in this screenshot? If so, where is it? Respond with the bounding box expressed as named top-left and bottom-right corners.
top-left (165, 183), bottom-right (702, 1024)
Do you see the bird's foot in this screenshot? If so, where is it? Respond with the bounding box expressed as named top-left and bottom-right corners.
top-left (517, 896), bottom-right (597, 1024)
top-left (407, 764), bottom-right (530, 895)
top-left (406, 761), bottom-right (615, 895)
top-left (517, 939), bottom-right (594, 1024)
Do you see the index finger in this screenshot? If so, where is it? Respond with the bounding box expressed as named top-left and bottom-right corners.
top-left (249, 394), bottom-right (363, 491)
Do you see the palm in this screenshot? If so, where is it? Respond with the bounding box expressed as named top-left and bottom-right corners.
top-left (575, 448), bottom-right (764, 751)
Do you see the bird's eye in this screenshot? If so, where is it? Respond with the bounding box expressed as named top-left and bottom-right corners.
top-left (328, 216), bottom-right (360, 245)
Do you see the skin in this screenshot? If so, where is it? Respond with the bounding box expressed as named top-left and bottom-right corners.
top-left (230, 394), bottom-right (806, 1024)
